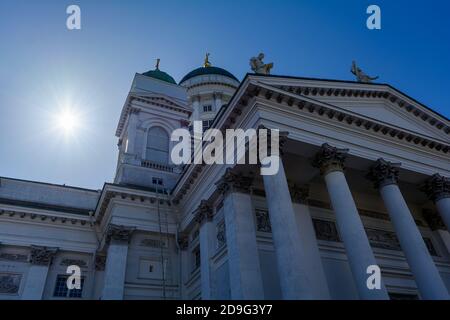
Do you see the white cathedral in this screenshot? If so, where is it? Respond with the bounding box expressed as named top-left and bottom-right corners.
top-left (0, 54), bottom-right (449, 300)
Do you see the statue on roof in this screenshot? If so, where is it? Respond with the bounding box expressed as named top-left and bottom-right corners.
top-left (250, 53), bottom-right (273, 75)
top-left (155, 58), bottom-right (160, 70)
top-left (351, 60), bottom-right (378, 83)
top-left (203, 53), bottom-right (212, 67)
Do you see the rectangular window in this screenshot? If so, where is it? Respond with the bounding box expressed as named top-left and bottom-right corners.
top-left (53, 275), bottom-right (84, 298)
top-left (203, 105), bottom-right (212, 112)
top-left (202, 120), bottom-right (214, 131)
top-left (152, 177), bottom-right (163, 186)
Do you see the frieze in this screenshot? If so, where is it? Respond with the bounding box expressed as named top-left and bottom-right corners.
top-left (312, 219), bottom-right (340, 242)
top-left (307, 199), bottom-right (424, 226)
top-left (255, 209), bottom-right (272, 233)
top-left (0, 273), bottom-right (21, 295)
top-left (0, 253), bottom-right (28, 262)
top-left (140, 238), bottom-right (167, 248)
top-left (60, 258), bottom-right (87, 268)
top-left (312, 220), bottom-right (438, 255)
top-left (422, 209), bottom-right (446, 231)
top-left (365, 228), bottom-right (401, 251)
top-left (29, 246), bottom-right (58, 266)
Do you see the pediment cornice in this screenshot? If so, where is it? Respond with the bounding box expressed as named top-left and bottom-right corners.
top-left (115, 93), bottom-right (191, 137)
top-left (255, 76), bottom-right (449, 133)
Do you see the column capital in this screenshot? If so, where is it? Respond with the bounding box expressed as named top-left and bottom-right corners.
top-left (194, 200), bottom-right (214, 225)
top-left (312, 143), bottom-right (349, 175)
top-left (420, 173), bottom-right (450, 202)
top-left (215, 168), bottom-right (254, 195)
top-left (289, 184), bottom-right (309, 204)
top-left (95, 254), bottom-right (107, 271)
top-left (256, 125), bottom-right (289, 156)
top-left (366, 158), bottom-right (401, 189)
top-left (422, 208), bottom-right (446, 231)
top-left (29, 245), bottom-right (58, 266)
top-left (177, 234), bottom-right (189, 250)
top-left (106, 224), bottom-right (135, 244)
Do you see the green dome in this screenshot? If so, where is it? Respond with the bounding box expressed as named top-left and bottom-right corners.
top-left (142, 68), bottom-right (176, 84)
top-left (179, 66), bottom-right (239, 84)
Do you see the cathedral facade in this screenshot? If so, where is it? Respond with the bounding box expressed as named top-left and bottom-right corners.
top-left (0, 56), bottom-right (449, 300)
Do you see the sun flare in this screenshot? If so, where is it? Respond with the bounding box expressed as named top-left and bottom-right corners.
top-left (54, 108), bottom-right (80, 134)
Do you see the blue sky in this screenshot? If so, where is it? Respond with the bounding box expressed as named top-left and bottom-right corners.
top-left (0, 0), bottom-right (449, 189)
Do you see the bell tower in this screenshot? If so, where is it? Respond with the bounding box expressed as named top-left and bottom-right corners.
top-left (114, 60), bottom-right (191, 191)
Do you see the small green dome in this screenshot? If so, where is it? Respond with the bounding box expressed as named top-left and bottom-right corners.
top-left (142, 67), bottom-right (176, 84)
top-left (179, 66), bottom-right (239, 84)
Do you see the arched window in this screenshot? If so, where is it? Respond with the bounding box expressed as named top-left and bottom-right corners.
top-left (146, 127), bottom-right (169, 164)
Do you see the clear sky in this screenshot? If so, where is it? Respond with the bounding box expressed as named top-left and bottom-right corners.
top-left (0, 0), bottom-right (449, 189)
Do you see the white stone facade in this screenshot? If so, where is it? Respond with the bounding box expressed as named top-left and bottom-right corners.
top-left (1, 65), bottom-right (449, 300)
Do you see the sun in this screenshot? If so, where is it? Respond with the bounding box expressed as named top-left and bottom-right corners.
top-left (54, 108), bottom-right (80, 135)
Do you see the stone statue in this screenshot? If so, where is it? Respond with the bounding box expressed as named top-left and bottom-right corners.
top-left (250, 53), bottom-right (273, 75)
top-left (351, 60), bottom-right (378, 83)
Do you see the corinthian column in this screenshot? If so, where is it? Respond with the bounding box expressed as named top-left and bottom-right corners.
top-left (102, 224), bottom-right (135, 300)
top-left (313, 144), bottom-right (389, 300)
top-left (216, 168), bottom-right (264, 299)
top-left (367, 159), bottom-right (449, 300)
top-left (261, 132), bottom-right (321, 299)
top-left (22, 245), bottom-right (58, 300)
top-left (421, 174), bottom-right (450, 231)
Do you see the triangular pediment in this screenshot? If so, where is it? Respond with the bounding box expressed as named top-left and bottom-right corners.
top-left (251, 76), bottom-right (449, 143)
top-left (132, 93), bottom-right (190, 112)
top-left (319, 99), bottom-right (447, 141)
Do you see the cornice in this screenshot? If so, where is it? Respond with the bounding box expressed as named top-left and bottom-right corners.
top-left (254, 82), bottom-right (449, 152)
top-left (94, 184), bottom-right (172, 225)
top-left (0, 205), bottom-right (91, 226)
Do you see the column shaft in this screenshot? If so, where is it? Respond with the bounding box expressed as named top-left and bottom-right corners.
top-left (262, 160), bottom-right (318, 299)
top-left (223, 191), bottom-right (264, 299)
top-left (293, 202), bottom-right (330, 299)
top-left (199, 220), bottom-right (215, 299)
top-left (102, 242), bottom-right (129, 300)
top-left (21, 265), bottom-right (50, 300)
top-left (436, 198), bottom-right (450, 230)
top-left (21, 245), bottom-right (57, 300)
top-left (380, 184), bottom-right (449, 299)
top-left (324, 170), bottom-right (389, 299)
